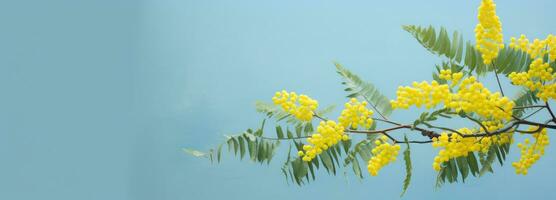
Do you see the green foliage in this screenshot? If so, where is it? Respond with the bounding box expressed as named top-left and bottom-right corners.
top-left (281, 139), bottom-right (353, 185)
top-left (183, 148), bottom-right (208, 158)
top-left (401, 136), bottom-right (412, 197)
top-left (403, 25), bottom-right (532, 76)
top-left (432, 62), bottom-right (466, 84)
top-left (403, 25), bottom-right (487, 75)
top-left (184, 121), bottom-right (281, 165)
top-left (413, 108), bottom-right (452, 128)
top-left (494, 46), bottom-right (532, 75)
top-left (343, 135), bottom-right (378, 179)
top-left (335, 63), bottom-right (393, 117)
top-left (186, 21), bottom-right (554, 193)
top-left (255, 101), bottom-right (301, 126)
top-left (512, 89), bottom-right (540, 117)
top-left (435, 143), bottom-right (510, 188)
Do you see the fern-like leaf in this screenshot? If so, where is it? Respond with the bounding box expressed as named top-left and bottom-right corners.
top-left (335, 63), bottom-right (392, 117)
top-left (494, 46), bottom-right (532, 75)
top-left (400, 136), bottom-right (412, 197)
top-left (403, 25), bottom-right (488, 75)
top-left (512, 89), bottom-right (539, 118)
top-left (183, 148), bottom-right (209, 158)
top-left (404, 25), bottom-right (532, 77)
top-left (184, 121), bottom-right (280, 165)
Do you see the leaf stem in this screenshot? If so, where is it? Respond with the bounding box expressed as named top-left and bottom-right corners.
top-left (492, 62), bottom-right (505, 97)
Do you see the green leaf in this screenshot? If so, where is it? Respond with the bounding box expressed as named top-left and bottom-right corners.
top-left (266, 142), bottom-right (276, 164)
top-left (403, 25), bottom-right (488, 75)
top-left (183, 148), bottom-right (208, 157)
top-left (357, 144), bottom-right (371, 162)
top-left (231, 138), bottom-right (239, 155)
top-left (512, 89), bottom-right (539, 117)
top-left (304, 123), bottom-right (314, 135)
top-left (467, 152), bottom-right (480, 176)
top-left (445, 161), bottom-right (453, 183)
top-left (342, 136), bottom-right (384, 180)
top-left (292, 158), bottom-right (308, 184)
top-left (238, 137), bottom-right (246, 159)
top-left (351, 156), bottom-right (363, 179)
top-left (329, 145), bottom-right (341, 166)
top-left (320, 151), bottom-right (336, 175)
top-left (495, 46), bottom-right (531, 75)
top-left (312, 154), bottom-right (320, 169)
top-left (307, 160), bottom-right (316, 181)
top-left (436, 165), bottom-right (447, 189)
top-left (257, 141), bottom-right (266, 162)
top-left (254, 129), bottom-right (263, 137)
top-left (295, 125), bottom-right (302, 137)
top-left (247, 139), bottom-right (256, 160)
top-left (493, 145), bottom-right (504, 166)
top-left (287, 129), bottom-right (294, 139)
top-left (335, 63), bottom-right (393, 117)
top-left (456, 157), bottom-right (469, 182)
top-left (254, 101), bottom-right (306, 127)
top-left (448, 159), bottom-right (458, 182)
top-left (186, 120), bottom-right (284, 166)
top-left (282, 144), bottom-right (294, 184)
top-left (217, 144), bottom-right (223, 162)
top-left (401, 136), bottom-right (412, 197)
top-left (276, 126), bottom-right (284, 139)
top-left (480, 148), bottom-right (496, 176)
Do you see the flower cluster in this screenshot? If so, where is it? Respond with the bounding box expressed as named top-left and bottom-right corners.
top-left (449, 76), bottom-right (514, 120)
top-left (509, 34), bottom-right (556, 61)
top-left (509, 34), bottom-right (530, 52)
top-left (549, 35), bottom-right (556, 61)
top-left (367, 136), bottom-right (401, 176)
top-left (338, 98), bottom-right (374, 129)
top-left (390, 80), bottom-right (451, 109)
top-left (475, 0), bottom-right (504, 65)
top-left (432, 127), bottom-right (513, 171)
top-left (509, 58), bottom-right (556, 101)
top-left (391, 73), bottom-right (515, 121)
top-left (272, 90), bottom-right (318, 121)
top-left (512, 127), bottom-right (549, 175)
top-left (439, 69), bottom-right (464, 85)
top-left (439, 69), bottom-right (466, 89)
top-left (298, 120), bottom-right (348, 161)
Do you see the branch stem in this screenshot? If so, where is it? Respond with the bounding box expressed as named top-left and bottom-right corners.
top-left (492, 62), bottom-right (505, 96)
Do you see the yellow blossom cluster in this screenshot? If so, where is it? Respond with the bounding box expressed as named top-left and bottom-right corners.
top-left (512, 127), bottom-right (549, 175)
top-left (338, 98), bottom-right (374, 129)
top-left (549, 35), bottom-right (556, 61)
top-left (475, 0), bottom-right (504, 65)
top-left (509, 58), bottom-right (556, 101)
top-left (480, 120), bottom-right (505, 132)
top-left (298, 120), bottom-right (348, 161)
top-left (439, 69), bottom-right (464, 84)
top-left (367, 136), bottom-right (401, 176)
top-left (391, 73), bottom-right (515, 121)
top-left (390, 80), bottom-right (451, 109)
top-left (272, 90), bottom-right (318, 121)
top-left (509, 34), bottom-right (556, 61)
top-left (537, 84), bottom-right (556, 102)
top-left (509, 34), bottom-right (530, 52)
top-left (448, 76), bottom-right (514, 121)
top-left (439, 69), bottom-right (465, 88)
top-left (432, 128), bottom-right (513, 171)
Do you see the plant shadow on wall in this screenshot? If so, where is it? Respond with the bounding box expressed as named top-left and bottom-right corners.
top-left (185, 0), bottom-right (556, 196)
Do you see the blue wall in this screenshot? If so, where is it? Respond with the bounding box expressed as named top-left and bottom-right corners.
top-left (2, 0), bottom-right (556, 199)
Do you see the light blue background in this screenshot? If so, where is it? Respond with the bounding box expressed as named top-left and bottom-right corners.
top-left (2, 0), bottom-right (556, 199)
